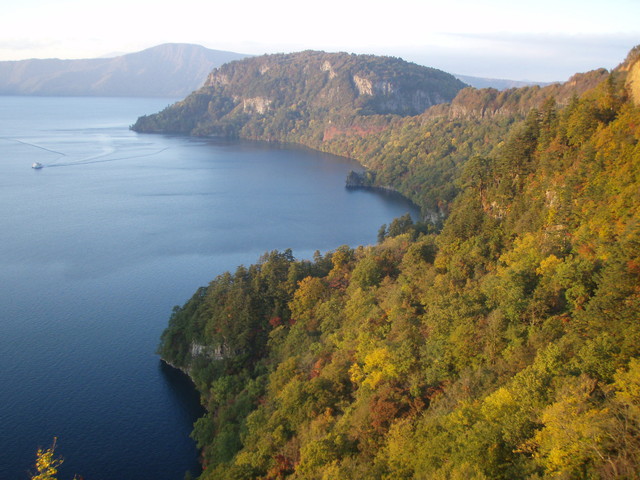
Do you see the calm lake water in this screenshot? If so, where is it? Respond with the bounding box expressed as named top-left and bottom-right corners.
top-left (0, 96), bottom-right (419, 479)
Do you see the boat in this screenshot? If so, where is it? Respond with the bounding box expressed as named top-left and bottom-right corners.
top-left (32, 162), bottom-right (43, 169)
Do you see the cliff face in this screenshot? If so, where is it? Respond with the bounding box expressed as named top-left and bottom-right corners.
top-left (621, 46), bottom-right (640, 105)
top-left (131, 51), bottom-right (467, 136)
top-left (202, 51), bottom-right (463, 115)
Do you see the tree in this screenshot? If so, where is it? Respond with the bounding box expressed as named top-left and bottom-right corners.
top-left (377, 223), bottom-right (387, 243)
top-left (31, 438), bottom-right (78, 480)
top-left (387, 213), bottom-right (414, 238)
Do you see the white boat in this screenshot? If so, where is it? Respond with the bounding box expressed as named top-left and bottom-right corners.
top-left (32, 162), bottom-right (43, 169)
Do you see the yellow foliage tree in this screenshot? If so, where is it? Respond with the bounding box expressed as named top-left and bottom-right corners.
top-left (30, 438), bottom-right (80, 480)
top-left (31, 438), bottom-right (63, 480)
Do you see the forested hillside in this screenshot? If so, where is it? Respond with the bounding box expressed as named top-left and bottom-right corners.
top-left (158, 47), bottom-right (640, 479)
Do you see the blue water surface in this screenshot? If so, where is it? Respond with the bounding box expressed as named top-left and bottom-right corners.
top-left (0, 96), bottom-right (419, 479)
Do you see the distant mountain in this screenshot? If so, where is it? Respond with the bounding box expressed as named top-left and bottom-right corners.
top-left (132, 50), bottom-right (467, 137)
top-left (0, 44), bottom-right (249, 97)
top-left (453, 73), bottom-right (553, 90)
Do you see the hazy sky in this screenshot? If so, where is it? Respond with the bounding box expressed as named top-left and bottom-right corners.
top-left (1, 0), bottom-right (638, 81)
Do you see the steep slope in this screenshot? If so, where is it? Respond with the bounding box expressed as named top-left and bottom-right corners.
top-left (157, 48), bottom-right (640, 479)
top-left (131, 51), bottom-right (467, 136)
top-left (0, 43), bottom-right (248, 97)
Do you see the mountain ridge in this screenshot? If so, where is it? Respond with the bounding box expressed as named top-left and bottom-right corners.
top-left (0, 43), bottom-right (570, 98)
top-left (0, 43), bottom-right (249, 97)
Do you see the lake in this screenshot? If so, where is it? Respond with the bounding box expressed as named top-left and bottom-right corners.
top-left (0, 96), bottom-right (419, 479)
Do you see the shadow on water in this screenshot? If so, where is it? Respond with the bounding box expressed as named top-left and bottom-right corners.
top-left (158, 361), bottom-right (205, 478)
top-left (345, 185), bottom-right (422, 220)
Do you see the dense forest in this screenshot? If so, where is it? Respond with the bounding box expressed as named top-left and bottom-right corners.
top-left (154, 47), bottom-right (640, 479)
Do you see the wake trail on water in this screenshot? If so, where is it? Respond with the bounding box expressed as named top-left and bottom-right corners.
top-left (3, 136), bottom-right (168, 169)
top-left (2, 137), bottom-right (66, 157)
top-left (47, 147), bottom-right (170, 167)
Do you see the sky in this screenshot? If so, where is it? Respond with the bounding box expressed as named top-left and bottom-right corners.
top-left (1, 0), bottom-right (638, 81)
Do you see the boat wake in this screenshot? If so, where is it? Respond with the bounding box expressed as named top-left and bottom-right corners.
top-left (4, 137), bottom-right (67, 157)
top-left (2, 135), bottom-right (169, 169)
top-left (47, 147), bottom-right (169, 167)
